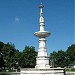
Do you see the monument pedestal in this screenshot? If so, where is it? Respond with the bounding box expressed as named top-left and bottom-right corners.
top-left (20, 68), bottom-right (65, 75)
top-left (35, 56), bottom-right (50, 69)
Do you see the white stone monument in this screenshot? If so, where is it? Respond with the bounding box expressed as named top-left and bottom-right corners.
top-left (20, 1), bottom-right (65, 75)
top-left (34, 2), bottom-right (50, 69)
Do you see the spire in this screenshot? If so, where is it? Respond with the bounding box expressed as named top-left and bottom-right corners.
top-left (39, 0), bottom-right (44, 17)
top-left (39, 0), bottom-right (45, 31)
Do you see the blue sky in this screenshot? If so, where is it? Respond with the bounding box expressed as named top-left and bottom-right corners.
top-left (0, 0), bottom-right (74, 55)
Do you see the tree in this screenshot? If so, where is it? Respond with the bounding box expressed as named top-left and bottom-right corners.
top-left (50, 50), bottom-right (67, 68)
top-left (56, 50), bottom-right (67, 67)
top-left (14, 49), bottom-right (22, 69)
top-left (50, 51), bottom-right (58, 67)
top-left (66, 44), bottom-right (75, 64)
top-left (20, 46), bottom-right (37, 68)
top-left (0, 41), bottom-right (37, 69)
top-left (2, 43), bottom-right (16, 69)
top-left (0, 53), bottom-right (5, 70)
top-left (0, 41), bottom-right (4, 52)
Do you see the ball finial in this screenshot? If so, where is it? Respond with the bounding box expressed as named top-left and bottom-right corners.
top-left (39, 0), bottom-right (44, 8)
top-left (40, 0), bottom-right (42, 4)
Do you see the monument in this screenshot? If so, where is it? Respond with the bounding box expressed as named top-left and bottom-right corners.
top-left (34, 1), bottom-right (50, 69)
top-left (20, 0), bottom-right (65, 75)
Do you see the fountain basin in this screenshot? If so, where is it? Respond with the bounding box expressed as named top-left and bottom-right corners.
top-left (20, 68), bottom-right (65, 75)
top-left (34, 31), bottom-right (51, 38)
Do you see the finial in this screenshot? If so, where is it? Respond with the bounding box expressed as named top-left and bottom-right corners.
top-left (40, 0), bottom-right (42, 4)
top-left (39, 0), bottom-right (44, 8)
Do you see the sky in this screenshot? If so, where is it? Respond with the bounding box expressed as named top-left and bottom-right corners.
top-left (0, 0), bottom-right (74, 55)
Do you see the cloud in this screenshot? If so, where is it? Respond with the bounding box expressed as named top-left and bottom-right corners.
top-left (15, 17), bottom-right (20, 22)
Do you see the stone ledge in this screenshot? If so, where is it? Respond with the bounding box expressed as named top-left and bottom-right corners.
top-left (20, 68), bottom-right (65, 75)
top-left (21, 68), bottom-right (65, 70)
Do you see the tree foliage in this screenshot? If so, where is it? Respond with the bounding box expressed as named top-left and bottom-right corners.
top-left (66, 44), bottom-right (75, 63)
top-left (0, 41), bottom-right (37, 69)
top-left (0, 53), bottom-right (5, 69)
top-left (50, 50), bottom-right (67, 68)
top-left (0, 42), bottom-right (21, 69)
top-left (0, 41), bottom-right (75, 69)
top-left (50, 44), bottom-right (75, 68)
top-left (20, 46), bottom-right (37, 68)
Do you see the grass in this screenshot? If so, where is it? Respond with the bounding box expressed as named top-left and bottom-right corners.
top-left (65, 68), bottom-right (75, 72)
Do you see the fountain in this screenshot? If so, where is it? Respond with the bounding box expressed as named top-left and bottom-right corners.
top-left (20, 0), bottom-right (65, 75)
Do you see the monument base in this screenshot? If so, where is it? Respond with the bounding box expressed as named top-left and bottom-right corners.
top-left (20, 68), bottom-right (65, 75)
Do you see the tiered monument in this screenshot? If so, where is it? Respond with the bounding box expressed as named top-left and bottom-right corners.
top-left (20, 1), bottom-right (65, 75)
top-left (34, 2), bottom-right (50, 69)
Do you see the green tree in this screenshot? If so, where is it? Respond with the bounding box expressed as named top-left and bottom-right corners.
top-left (56, 50), bottom-right (67, 67)
top-left (14, 50), bottom-right (22, 69)
top-left (66, 44), bottom-right (75, 64)
top-left (2, 43), bottom-right (16, 69)
top-left (20, 46), bottom-right (37, 68)
top-left (50, 50), bottom-right (67, 68)
top-left (50, 51), bottom-right (58, 67)
top-left (0, 41), bottom-right (4, 52)
top-left (0, 53), bottom-right (5, 70)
